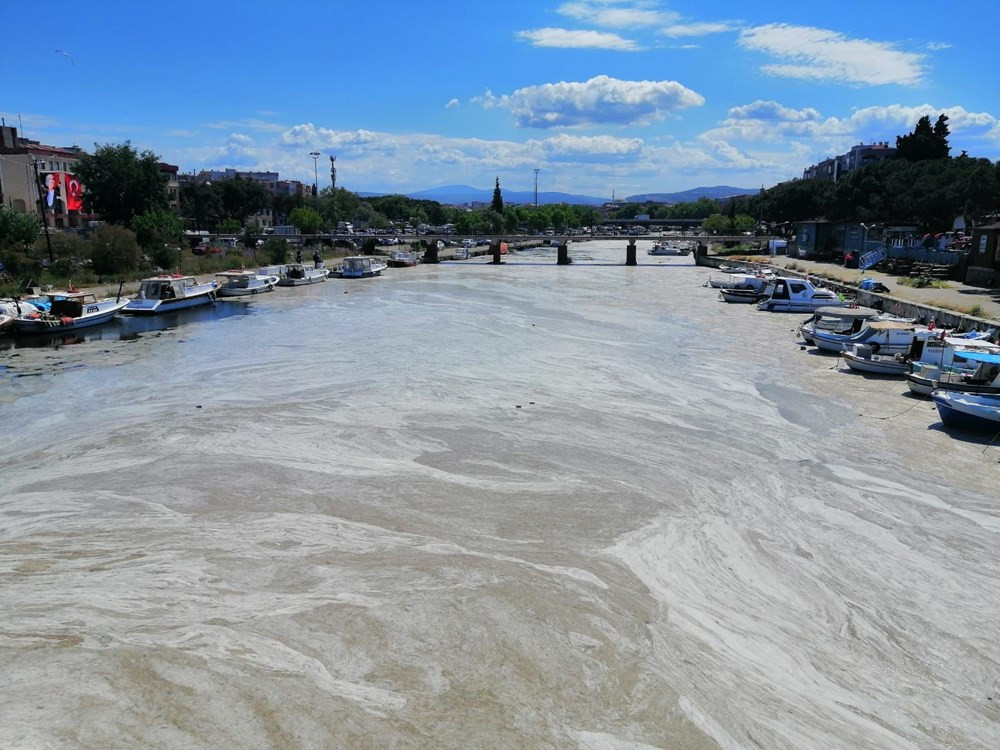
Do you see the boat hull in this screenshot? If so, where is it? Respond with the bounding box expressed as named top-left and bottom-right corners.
top-left (758, 299), bottom-right (847, 313)
top-left (121, 291), bottom-right (216, 315)
top-left (932, 391), bottom-right (1000, 432)
top-left (13, 300), bottom-right (128, 334)
top-left (842, 351), bottom-right (908, 375)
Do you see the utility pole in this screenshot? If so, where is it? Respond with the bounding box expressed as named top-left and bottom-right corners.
top-left (533, 168), bottom-right (540, 208)
top-left (329, 155), bottom-right (337, 190)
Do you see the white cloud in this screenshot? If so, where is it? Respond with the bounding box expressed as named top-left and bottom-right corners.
top-left (556, 1), bottom-right (678, 28)
top-left (739, 24), bottom-right (926, 86)
top-left (516, 27), bottom-right (638, 50)
top-left (445, 98), bottom-right (460, 108)
top-left (204, 118), bottom-right (287, 133)
top-left (727, 100), bottom-right (821, 123)
top-left (660, 22), bottom-right (735, 38)
top-left (482, 75), bottom-right (705, 128)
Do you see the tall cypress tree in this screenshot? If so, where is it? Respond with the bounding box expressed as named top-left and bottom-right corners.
top-left (491, 177), bottom-right (504, 214)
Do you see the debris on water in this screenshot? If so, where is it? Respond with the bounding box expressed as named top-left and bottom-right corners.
top-left (196, 405), bottom-right (202, 409)
top-left (516, 405), bottom-right (521, 409)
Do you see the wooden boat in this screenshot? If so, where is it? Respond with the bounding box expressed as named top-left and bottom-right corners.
top-left (841, 344), bottom-right (910, 375)
top-left (387, 250), bottom-right (419, 267)
top-left (13, 289), bottom-right (128, 334)
top-left (719, 288), bottom-right (762, 304)
top-left (334, 256), bottom-right (388, 278)
top-left (907, 351), bottom-right (1000, 396)
top-left (798, 306), bottom-right (882, 345)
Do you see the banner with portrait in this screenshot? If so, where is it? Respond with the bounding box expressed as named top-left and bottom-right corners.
top-left (39, 171), bottom-right (84, 213)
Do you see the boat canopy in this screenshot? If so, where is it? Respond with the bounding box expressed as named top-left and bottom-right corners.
top-left (813, 306), bottom-right (879, 318)
top-left (957, 351), bottom-right (1000, 365)
top-left (867, 320), bottom-right (915, 330)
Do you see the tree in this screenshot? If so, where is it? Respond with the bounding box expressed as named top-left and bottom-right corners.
top-left (180, 181), bottom-right (223, 231)
top-left (218, 218), bottom-right (242, 235)
top-left (0, 207), bottom-right (41, 251)
top-left (896, 114), bottom-right (950, 161)
top-left (263, 237), bottom-right (289, 264)
top-left (219, 177), bottom-right (270, 224)
top-left (73, 142), bottom-right (168, 226)
top-left (87, 224), bottom-right (141, 275)
top-left (288, 206), bottom-right (323, 235)
top-left (491, 177), bottom-right (504, 214)
top-left (131, 208), bottom-right (182, 269)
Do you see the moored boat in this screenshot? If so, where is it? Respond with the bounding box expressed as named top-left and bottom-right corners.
top-left (121, 274), bottom-right (219, 315)
top-left (931, 390), bottom-right (1000, 432)
top-left (387, 250), bottom-right (419, 267)
top-left (798, 306), bottom-right (883, 345)
top-left (841, 344), bottom-right (910, 375)
top-left (12, 290), bottom-right (128, 334)
top-left (812, 320), bottom-right (936, 354)
top-left (719, 288), bottom-right (762, 304)
top-left (336, 256), bottom-right (387, 278)
top-left (276, 263), bottom-right (328, 286)
top-left (756, 277), bottom-right (848, 313)
top-left (648, 241), bottom-right (689, 256)
top-left (215, 270), bottom-right (280, 297)
top-left (906, 350), bottom-right (1000, 396)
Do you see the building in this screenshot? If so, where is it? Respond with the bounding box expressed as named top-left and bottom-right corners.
top-left (190, 169), bottom-right (309, 229)
top-left (802, 142), bottom-right (896, 182)
top-left (965, 223), bottom-right (1000, 286)
top-left (160, 162), bottom-right (180, 213)
top-left (0, 125), bottom-right (87, 228)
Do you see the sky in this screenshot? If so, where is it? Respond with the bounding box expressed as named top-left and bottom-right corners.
top-left (3, 0), bottom-right (999, 200)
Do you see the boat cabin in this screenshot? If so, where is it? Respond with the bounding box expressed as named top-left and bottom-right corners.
top-left (283, 263), bottom-right (309, 280)
top-left (139, 275), bottom-right (196, 300)
top-left (49, 293), bottom-right (99, 318)
top-left (215, 271), bottom-right (256, 288)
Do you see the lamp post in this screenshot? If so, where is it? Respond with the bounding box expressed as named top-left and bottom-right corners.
top-left (533, 168), bottom-right (540, 208)
top-left (310, 151), bottom-right (321, 196)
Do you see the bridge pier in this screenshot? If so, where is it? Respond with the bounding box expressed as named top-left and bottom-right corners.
top-left (626, 239), bottom-right (637, 266)
top-left (490, 241), bottom-right (503, 264)
top-left (557, 243), bottom-right (571, 265)
top-left (421, 240), bottom-right (439, 264)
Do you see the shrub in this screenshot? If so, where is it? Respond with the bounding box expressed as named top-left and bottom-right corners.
top-left (87, 224), bottom-right (141, 276)
top-left (263, 237), bottom-right (289, 264)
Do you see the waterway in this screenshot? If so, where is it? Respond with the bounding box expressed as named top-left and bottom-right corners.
top-left (1, 242), bottom-right (998, 749)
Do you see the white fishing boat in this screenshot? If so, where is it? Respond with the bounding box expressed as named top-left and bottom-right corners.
top-left (812, 320), bottom-right (936, 354)
top-left (276, 263), bottom-right (328, 286)
top-left (708, 268), bottom-right (775, 291)
top-left (841, 344), bottom-right (911, 375)
top-left (336, 256), bottom-right (387, 278)
top-left (931, 390), bottom-right (1000, 432)
top-left (387, 250), bottom-right (419, 267)
top-left (756, 277), bottom-right (848, 313)
top-left (907, 350), bottom-right (1000, 396)
top-left (719, 288), bottom-right (762, 304)
top-left (648, 241), bottom-right (688, 256)
top-left (798, 306), bottom-right (883, 345)
top-left (214, 270), bottom-right (280, 297)
top-left (121, 274), bottom-right (220, 315)
top-left (12, 289), bottom-right (128, 334)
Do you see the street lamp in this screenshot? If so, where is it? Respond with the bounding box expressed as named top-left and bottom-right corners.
top-left (309, 152), bottom-right (321, 195)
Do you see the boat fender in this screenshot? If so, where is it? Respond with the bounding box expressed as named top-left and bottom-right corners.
top-left (251, 289), bottom-right (257, 295)
top-left (267, 284), bottom-right (273, 291)
top-left (870, 342), bottom-right (880, 353)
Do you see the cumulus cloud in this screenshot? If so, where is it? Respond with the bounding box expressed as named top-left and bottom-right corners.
top-left (515, 27), bottom-right (638, 50)
top-left (280, 123), bottom-right (394, 153)
top-left (727, 100), bottom-right (821, 123)
top-left (482, 75), bottom-right (705, 128)
top-left (739, 24), bottom-right (926, 86)
top-left (556, 0), bottom-right (678, 28)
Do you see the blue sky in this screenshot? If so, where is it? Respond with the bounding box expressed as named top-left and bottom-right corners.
top-left (4, 0), bottom-right (999, 199)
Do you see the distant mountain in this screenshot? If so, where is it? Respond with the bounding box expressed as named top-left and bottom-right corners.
top-left (626, 186), bottom-right (759, 203)
top-left (356, 184), bottom-right (759, 206)
top-left (401, 184), bottom-right (608, 206)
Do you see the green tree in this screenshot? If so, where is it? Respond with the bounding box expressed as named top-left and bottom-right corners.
top-left (180, 181), bottom-right (223, 231)
top-left (219, 177), bottom-right (270, 224)
top-left (896, 114), bottom-right (950, 161)
top-left (131, 208), bottom-right (182, 269)
top-left (263, 237), bottom-right (289, 264)
top-left (87, 224), bottom-right (141, 275)
top-left (491, 177), bottom-right (504, 214)
top-left (73, 142), bottom-right (168, 226)
top-left (218, 218), bottom-right (242, 235)
top-left (0, 207), bottom-right (41, 251)
top-left (288, 207), bottom-right (323, 235)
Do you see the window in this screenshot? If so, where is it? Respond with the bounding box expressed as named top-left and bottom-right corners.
top-left (790, 283), bottom-right (806, 294)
